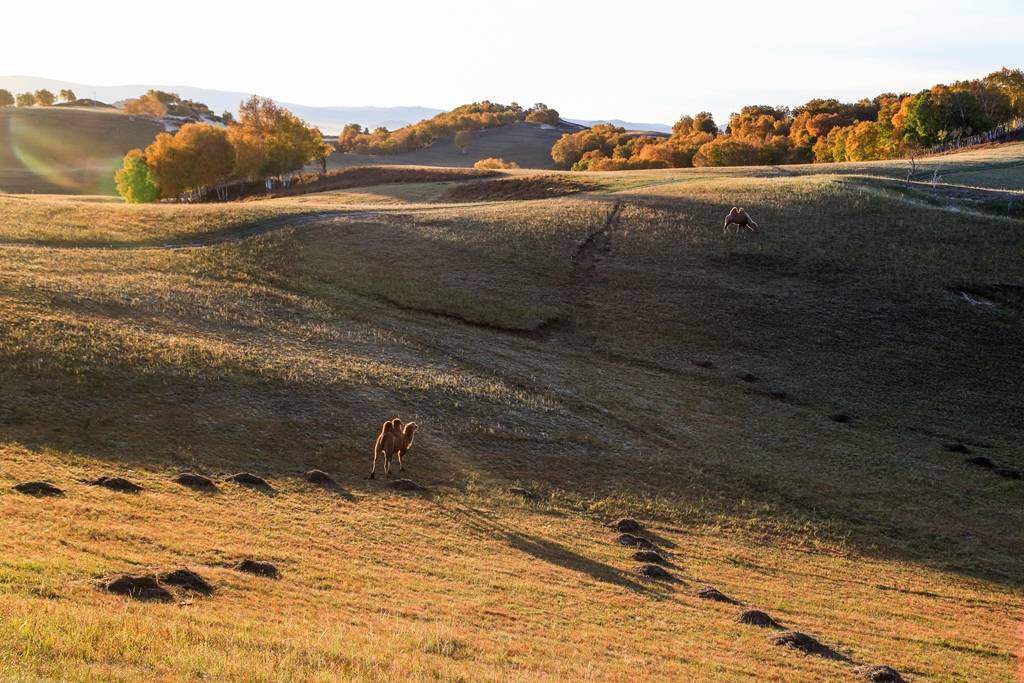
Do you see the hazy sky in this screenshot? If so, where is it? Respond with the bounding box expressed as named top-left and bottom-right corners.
top-left (3, 0), bottom-right (1022, 124)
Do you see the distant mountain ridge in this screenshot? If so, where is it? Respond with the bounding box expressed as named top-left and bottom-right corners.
top-left (566, 118), bottom-right (673, 134)
top-left (0, 76), bottom-right (672, 135)
top-left (0, 76), bottom-right (443, 134)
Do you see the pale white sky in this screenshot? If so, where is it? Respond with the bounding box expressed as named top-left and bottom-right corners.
top-left (3, 0), bottom-right (1022, 124)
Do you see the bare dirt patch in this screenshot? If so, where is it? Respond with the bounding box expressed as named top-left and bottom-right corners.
top-left (696, 587), bottom-right (741, 604)
top-left (617, 533), bottom-right (657, 550)
top-left (853, 665), bottom-right (907, 682)
top-left (227, 472), bottom-right (272, 489)
top-left (610, 518), bottom-right (644, 533)
top-left (234, 559), bottom-right (280, 578)
top-left (637, 564), bottom-right (675, 581)
top-left (13, 481), bottom-right (63, 497)
top-left (304, 469), bottom-right (335, 486)
top-left (158, 569), bottom-right (214, 595)
top-left (441, 175), bottom-right (591, 202)
top-left (633, 550), bottom-right (670, 565)
top-left (173, 472), bottom-right (218, 491)
top-left (737, 609), bottom-right (784, 629)
top-left (104, 575), bottom-right (172, 602)
top-left (89, 476), bottom-right (142, 493)
top-left (771, 631), bottom-right (846, 660)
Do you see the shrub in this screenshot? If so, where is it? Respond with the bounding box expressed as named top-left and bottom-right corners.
top-left (474, 158), bottom-right (520, 170)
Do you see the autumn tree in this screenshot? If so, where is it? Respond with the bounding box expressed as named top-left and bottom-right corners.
top-left (15, 92), bottom-right (34, 107)
top-left (984, 67), bottom-right (1024, 116)
top-left (229, 96), bottom-right (324, 181)
top-left (114, 149), bottom-right (160, 203)
top-left (124, 90), bottom-right (169, 117)
top-left (59, 89), bottom-right (77, 103)
top-left (34, 89), bottom-right (56, 106)
top-left (0, 89), bottom-right (13, 107)
top-left (692, 137), bottom-right (760, 167)
top-left (454, 129), bottom-right (473, 153)
top-left (313, 135), bottom-right (335, 174)
top-left (144, 123), bottom-right (235, 199)
top-left (525, 103), bottom-right (560, 125)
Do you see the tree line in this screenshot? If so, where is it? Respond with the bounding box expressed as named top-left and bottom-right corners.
top-left (335, 101), bottom-right (560, 155)
top-left (123, 89), bottom-right (232, 123)
top-left (551, 67), bottom-right (1024, 170)
top-left (115, 96), bottom-right (332, 203)
top-left (0, 88), bottom-right (77, 108)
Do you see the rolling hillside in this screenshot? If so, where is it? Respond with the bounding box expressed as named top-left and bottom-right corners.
top-left (325, 121), bottom-right (581, 171)
top-left (0, 147), bottom-right (1022, 680)
top-left (0, 106), bottom-right (163, 195)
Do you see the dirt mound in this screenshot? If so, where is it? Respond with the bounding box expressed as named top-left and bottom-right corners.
top-left (633, 550), bottom-right (669, 565)
top-left (104, 574), bottom-right (172, 602)
top-left (994, 467), bottom-right (1022, 480)
top-left (691, 359), bottom-right (715, 368)
top-left (227, 472), bottom-right (272, 488)
top-left (854, 665), bottom-right (906, 682)
top-left (441, 175), bottom-right (590, 202)
top-left (304, 469), bottom-right (335, 486)
top-left (696, 587), bottom-right (741, 604)
top-left (617, 533), bottom-right (656, 550)
top-left (771, 631), bottom-right (844, 659)
top-left (90, 476), bottom-right (142, 493)
top-left (158, 569), bottom-right (214, 595)
top-left (14, 481), bottom-right (64, 496)
top-left (965, 456), bottom-right (995, 468)
top-left (637, 564), bottom-right (674, 581)
top-left (737, 372), bottom-right (758, 382)
top-left (388, 478), bottom-right (429, 493)
top-left (234, 559), bottom-right (280, 578)
top-left (944, 442), bottom-right (973, 454)
top-left (508, 486), bottom-right (538, 499)
top-left (737, 610), bottom-right (783, 629)
top-left (174, 472), bottom-right (218, 491)
top-left (769, 389), bottom-right (788, 400)
top-left (610, 518), bottom-right (644, 533)
top-left (830, 413), bottom-right (854, 423)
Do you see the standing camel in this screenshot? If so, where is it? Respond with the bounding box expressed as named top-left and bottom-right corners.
top-left (370, 418), bottom-right (419, 479)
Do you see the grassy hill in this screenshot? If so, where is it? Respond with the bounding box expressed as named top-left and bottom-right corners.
top-left (326, 121), bottom-right (580, 171)
top-left (0, 106), bottom-right (164, 195)
top-left (0, 148), bottom-right (1022, 680)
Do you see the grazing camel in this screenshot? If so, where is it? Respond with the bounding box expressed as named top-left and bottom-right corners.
top-left (370, 418), bottom-right (419, 479)
top-left (724, 207), bottom-right (758, 233)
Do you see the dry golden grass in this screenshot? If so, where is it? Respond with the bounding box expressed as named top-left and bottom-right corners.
top-left (0, 150), bottom-right (1022, 681)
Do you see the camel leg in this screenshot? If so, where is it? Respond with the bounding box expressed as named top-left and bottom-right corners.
top-left (370, 451), bottom-right (378, 479)
top-left (397, 451), bottom-right (405, 472)
top-left (384, 453), bottom-right (391, 477)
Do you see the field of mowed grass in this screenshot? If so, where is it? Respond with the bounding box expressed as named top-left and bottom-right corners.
top-left (0, 153), bottom-right (1022, 681)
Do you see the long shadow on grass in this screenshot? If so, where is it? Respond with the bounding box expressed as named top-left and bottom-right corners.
top-left (451, 506), bottom-right (660, 596)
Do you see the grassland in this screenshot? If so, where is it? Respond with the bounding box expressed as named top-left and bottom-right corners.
top-left (325, 122), bottom-right (573, 172)
top-left (0, 147), bottom-right (1022, 681)
top-left (0, 107), bottom-right (164, 195)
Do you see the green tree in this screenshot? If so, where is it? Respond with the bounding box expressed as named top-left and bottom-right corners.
top-left (34, 89), bottom-right (56, 106)
top-left (59, 89), bottom-right (77, 103)
top-left (454, 129), bottom-right (473, 153)
top-left (16, 92), bottom-right (35, 107)
top-left (114, 149), bottom-right (160, 203)
top-left (0, 89), bottom-right (13, 108)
